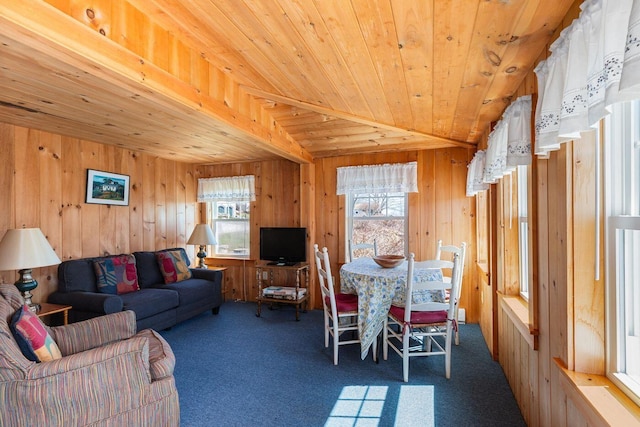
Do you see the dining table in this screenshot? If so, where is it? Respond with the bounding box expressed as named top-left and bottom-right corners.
top-left (339, 257), bottom-right (444, 360)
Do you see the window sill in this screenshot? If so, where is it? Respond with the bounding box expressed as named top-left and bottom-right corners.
top-left (556, 358), bottom-right (640, 426)
top-left (498, 293), bottom-right (536, 349)
top-left (207, 255), bottom-right (251, 261)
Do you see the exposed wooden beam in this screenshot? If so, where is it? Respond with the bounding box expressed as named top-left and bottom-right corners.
top-left (0, 0), bottom-right (313, 164)
top-left (240, 85), bottom-right (476, 150)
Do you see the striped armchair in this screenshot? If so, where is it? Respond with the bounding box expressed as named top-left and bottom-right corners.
top-left (0, 284), bottom-right (179, 426)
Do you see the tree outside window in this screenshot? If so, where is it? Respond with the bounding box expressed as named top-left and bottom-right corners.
top-left (347, 192), bottom-right (407, 256)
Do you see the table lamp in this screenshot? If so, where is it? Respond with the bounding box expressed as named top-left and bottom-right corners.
top-left (187, 224), bottom-right (217, 268)
top-left (0, 228), bottom-right (62, 312)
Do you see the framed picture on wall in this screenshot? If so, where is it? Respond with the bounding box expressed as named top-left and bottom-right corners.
top-left (85, 169), bottom-right (130, 206)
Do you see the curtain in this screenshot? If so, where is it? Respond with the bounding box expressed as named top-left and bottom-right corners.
top-left (534, 0), bottom-right (639, 157)
top-left (620, 1), bottom-right (640, 95)
top-left (466, 150), bottom-right (489, 197)
top-left (483, 120), bottom-right (509, 184)
top-left (197, 175), bottom-right (256, 202)
top-left (479, 94), bottom-right (532, 189)
top-left (336, 162), bottom-right (418, 195)
top-left (506, 95), bottom-right (533, 169)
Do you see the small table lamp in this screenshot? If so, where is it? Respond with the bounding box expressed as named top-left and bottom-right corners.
top-left (0, 228), bottom-right (62, 312)
top-left (187, 224), bottom-right (217, 268)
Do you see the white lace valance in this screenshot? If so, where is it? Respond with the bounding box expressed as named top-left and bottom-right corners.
top-left (535, 0), bottom-right (640, 157)
top-left (478, 95), bottom-right (532, 190)
top-left (197, 175), bottom-right (256, 202)
top-left (466, 150), bottom-right (489, 197)
top-left (336, 162), bottom-right (418, 195)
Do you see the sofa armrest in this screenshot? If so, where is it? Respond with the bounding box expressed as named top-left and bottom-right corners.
top-left (190, 268), bottom-right (222, 283)
top-left (48, 291), bottom-right (123, 314)
top-left (49, 311), bottom-right (137, 355)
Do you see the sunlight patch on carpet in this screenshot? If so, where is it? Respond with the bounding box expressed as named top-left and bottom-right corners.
top-left (394, 385), bottom-right (434, 427)
top-left (325, 385), bottom-right (387, 426)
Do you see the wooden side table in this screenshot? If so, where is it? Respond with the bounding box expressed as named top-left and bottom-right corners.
top-left (37, 303), bottom-right (72, 326)
top-left (207, 266), bottom-right (228, 301)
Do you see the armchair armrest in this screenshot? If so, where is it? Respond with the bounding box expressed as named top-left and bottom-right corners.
top-left (48, 291), bottom-right (123, 315)
top-left (49, 311), bottom-right (137, 355)
top-left (190, 268), bottom-right (222, 283)
top-left (7, 337), bottom-right (155, 424)
top-left (26, 335), bottom-right (149, 381)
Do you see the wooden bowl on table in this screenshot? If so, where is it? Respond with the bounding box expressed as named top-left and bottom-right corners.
top-left (373, 255), bottom-right (405, 268)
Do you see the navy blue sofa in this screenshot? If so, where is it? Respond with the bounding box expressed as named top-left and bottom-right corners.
top-left (48, 248), bottom-right (223, 331)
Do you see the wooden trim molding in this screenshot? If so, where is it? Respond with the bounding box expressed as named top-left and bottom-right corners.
top-left (499, 293), bottom-right (537, 350)
top-left (556, 358), bottom-right (640, 426)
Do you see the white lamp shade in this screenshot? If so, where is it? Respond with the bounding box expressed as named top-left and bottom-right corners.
top-left (0, 228), bottom-right (61, 270)
top-left (187, 224), bottom-right (218, 246)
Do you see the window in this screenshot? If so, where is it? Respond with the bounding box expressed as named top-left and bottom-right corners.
top-left (206, 201), bottom-right (250, 258)
top-left (605, 100), bottom-right (640, 404)
top-left (197, 175), bottom-right (255, 259)
top-left (347, 192), bottom-right (408, 256)
top-left (517, 165), bottom-right (530, 300)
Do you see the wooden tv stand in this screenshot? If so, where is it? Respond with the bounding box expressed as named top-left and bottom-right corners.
top-left (255, 261), bottom-right (309, 321)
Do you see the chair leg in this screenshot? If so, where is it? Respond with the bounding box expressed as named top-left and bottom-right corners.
top-left (372, 332), bottom-right (378, 362)
top-left (333, 323), bottom-right (339, 365)
top-left (445, 325), bottom-right (453, 379)
top-left (324, 313), bottom-right (330, 348)
top-left (455, 329), bottom-right (460, 346)
top-left (402, 329), bottom-right (410, 383)
top-left (382, 318), bottom-right (389, 360)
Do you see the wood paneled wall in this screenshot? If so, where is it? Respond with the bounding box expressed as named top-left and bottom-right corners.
top-left (0, 122), bottom-right (199, 303)
top-left (196, 148), bottom-right (478, 321)
top-left (195, 160), bottom-right (302, 303)
top-left (311, 149), bottom-right (477, 320)
top-left (488, 1), bottom-right (626, 425)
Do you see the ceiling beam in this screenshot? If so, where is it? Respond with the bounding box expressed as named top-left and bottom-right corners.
top-left (0, 0), bottom-right (313, 164)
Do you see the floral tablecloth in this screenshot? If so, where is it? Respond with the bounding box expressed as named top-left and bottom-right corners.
top-left (339, 257), bottom-right (443, 360)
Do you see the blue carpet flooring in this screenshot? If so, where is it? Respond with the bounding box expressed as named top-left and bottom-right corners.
top-left (160, 301), bottom-right (525, 427)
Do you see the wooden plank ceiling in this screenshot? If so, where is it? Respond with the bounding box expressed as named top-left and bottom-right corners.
top-left (0, 0), bottom-right (576, 164)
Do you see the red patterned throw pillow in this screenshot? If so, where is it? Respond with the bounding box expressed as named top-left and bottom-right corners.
top-left (10, 304), bottom-right (62, 362)
top-left (94, 254), bottom-right (140, 295)
top-left (156, 250), bottom-right (192, 284)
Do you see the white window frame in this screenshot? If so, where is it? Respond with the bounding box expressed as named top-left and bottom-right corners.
top-left (346, 192), bottom-right (409, 256)
top-left (605, 100), bottom-right (640, 405)
top-left (206, 201), bottom-right (250, 259)
top-left (517, 165), bottom-right (530, 301)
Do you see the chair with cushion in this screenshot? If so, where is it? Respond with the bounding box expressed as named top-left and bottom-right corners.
top-left (313, 244), bottom-right (360, 365)
top-left (436, 240), bottom-right (467, 344)
top-left (348, 239), bottom-right (378, 262)
top-left (383, 252), bottom-right (461, 382)
top-left (0, 283), bottom-right (179, 426)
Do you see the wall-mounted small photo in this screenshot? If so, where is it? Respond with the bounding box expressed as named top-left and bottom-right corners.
top-left (85, 169), bottom-right (130, 206)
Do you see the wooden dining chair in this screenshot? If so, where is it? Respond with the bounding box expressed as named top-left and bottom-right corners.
top-left (348, 239), bottom-right (378, 262)
top-left (313, 244), bottom-right (360, 365)
top-left (435, 240), bottom-right (467, 345)
top-left (383, 252), bottom-right (461, 382)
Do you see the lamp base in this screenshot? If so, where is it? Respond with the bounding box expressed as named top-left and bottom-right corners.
top-left (14, 268), bottom-right (40, 312)
top-left (21, 290), bottom-right (41, 313)
top-left (196, 246), bottom-right (208, 269)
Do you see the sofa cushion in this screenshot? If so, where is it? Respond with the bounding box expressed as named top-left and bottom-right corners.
top-left (132, 251), bottom-right (165, 288)
top-left (58, 258), bottom-right (100, 293)
top-left (162, 278), bottom-right (217, 306)
top-left (93, 255), bottom-right (140, 295)
top-left (119, 288), bottom-right (179, 321)
top-left (156, 250), bottom-right (192, 284)
top-left (10, 304), bottom-right (62, 362)
top-left (133, 248), bottom-right (192, 288)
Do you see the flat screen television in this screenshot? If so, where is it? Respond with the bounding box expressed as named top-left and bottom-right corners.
top-left (260, 227), bottom-right (307, 265)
